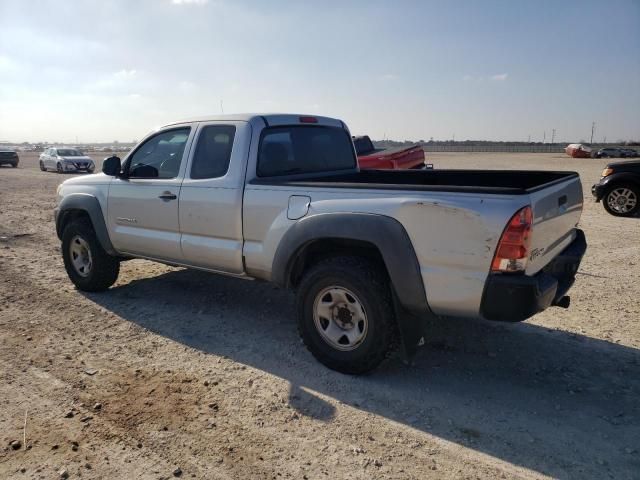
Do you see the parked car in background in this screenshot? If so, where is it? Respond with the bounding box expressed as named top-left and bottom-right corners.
top-left (620, 148), bottom-right (638, 158)
top-left (0, 149), bottom-right (19, 167)
top-left (39, 148), bottom-right (95, 173)
top-left (565, 143), bottom-right (592, 158)
top-left (592, 160), bottom-right (640, 216)
top-left (54, 113), bottom-right (586, 374)
top-left (353, 135), bottom-right (425, 169)
top-left (595, 148), bottom-right (624, 158)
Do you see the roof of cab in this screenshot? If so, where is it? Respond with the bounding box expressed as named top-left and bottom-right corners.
top-left (163, 113), bottom-right (344, 129)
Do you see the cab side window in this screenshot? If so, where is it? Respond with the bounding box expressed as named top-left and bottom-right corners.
top-left (127, 128), bottom-right (191, 179)
top-left (190, 125), bottom-right (236, 179)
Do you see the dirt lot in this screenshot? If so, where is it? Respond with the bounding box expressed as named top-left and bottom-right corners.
top-left (1, 152), bottom-right (638, 479)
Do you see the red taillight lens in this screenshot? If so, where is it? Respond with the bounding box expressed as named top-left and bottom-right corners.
top-left (491, 206), bottom-right (533, 273)
top-left (299, 116), bottom-right (318, 123)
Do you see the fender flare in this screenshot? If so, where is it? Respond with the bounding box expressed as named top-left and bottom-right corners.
top-left (272, 212), bottom-right (430, 317)
top-left (55, 193), bottom-right (117, 255)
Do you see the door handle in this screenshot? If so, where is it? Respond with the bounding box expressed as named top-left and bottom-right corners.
top-left (158, 191), bottom-right (177, 201)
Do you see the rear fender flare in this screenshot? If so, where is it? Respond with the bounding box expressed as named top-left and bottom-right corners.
top-left (272, 213), bottom-right (434, 360)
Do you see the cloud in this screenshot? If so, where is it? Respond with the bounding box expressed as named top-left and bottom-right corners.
top-left (490, 73), bottom-right (508, 81)
top-left (88, 69), bottom-right (141, 91)
top-left (114, 69), bottom-right (137, 80)
top-left (0, 55), bottom-right (20, 73)
top-left (178, 80), bottom-right (198, 93)
top-left (171, 0), bottom-right (209, 4)
top-left (379, 73), bottom-right (399, 81)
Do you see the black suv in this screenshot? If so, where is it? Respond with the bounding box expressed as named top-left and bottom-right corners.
top-left (0, 149), bottom-right (19, 168)
top-left (592, 160), bottom-right (640, 216)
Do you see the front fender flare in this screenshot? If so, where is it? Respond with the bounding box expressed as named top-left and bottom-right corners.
top-left (55, 193), bottom-right (117, 255)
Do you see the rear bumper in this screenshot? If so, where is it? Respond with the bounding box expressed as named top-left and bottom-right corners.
top-left (480, 229), bottom-right (586, 322)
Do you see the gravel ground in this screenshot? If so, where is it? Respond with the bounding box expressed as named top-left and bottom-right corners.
top-left (1, 152), bottom-right (638, 479)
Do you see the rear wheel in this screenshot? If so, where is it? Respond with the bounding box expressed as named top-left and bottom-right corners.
top-left (39, 160), bottom-right (46, 171)
top-left (603, 184), bottom-right (639, 217)
top-left (61, 220), bottom-right (120, 291)
top-left (296, 256), bottom-right (396, 374)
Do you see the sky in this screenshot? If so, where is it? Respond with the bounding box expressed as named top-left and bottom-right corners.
top-left (0, 0), bottom-right (639, 143)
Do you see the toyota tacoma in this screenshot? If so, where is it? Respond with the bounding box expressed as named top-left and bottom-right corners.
top-left (55, 114), bottom-right (587, 373)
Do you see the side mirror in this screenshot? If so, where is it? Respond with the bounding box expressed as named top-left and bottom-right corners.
top-left (102, 156), bottom-right (121, 176)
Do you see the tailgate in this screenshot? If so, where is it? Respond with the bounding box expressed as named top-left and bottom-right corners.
top-left (526, 174), bottom-right (583, 275)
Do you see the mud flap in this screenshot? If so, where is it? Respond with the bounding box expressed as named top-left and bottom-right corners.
top-left (392, 295), bottom-right (432, 365)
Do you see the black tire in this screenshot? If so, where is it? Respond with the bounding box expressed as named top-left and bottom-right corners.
top-left (61, 220), bottom-right (120, 291)
top-left (39, 161), bottom-right (46, 171)
top-left (602, 183), bottom-right (640, 217)
top-left (296, 256), bottom-right (396, 374)
top-left (57, 162), bottom-right (63, 173)
top-left (10, 162), bottom-right (17, 168)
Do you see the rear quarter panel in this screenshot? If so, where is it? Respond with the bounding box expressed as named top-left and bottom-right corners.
top-left (242, 184), bottom-right (527, 318)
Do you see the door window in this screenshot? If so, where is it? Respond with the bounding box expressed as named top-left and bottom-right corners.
top-left (127, 128), bottom-right (191, 179)
top-left (190, 125), bottom-right (236, 179)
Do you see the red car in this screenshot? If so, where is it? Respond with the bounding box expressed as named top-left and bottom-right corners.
top-left (353, 136), bottom-right (426, 169)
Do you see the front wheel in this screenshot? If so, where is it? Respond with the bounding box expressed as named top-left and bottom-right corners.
top-left (603, 184), bottom-right (639, 217)
top-left (61, 220), bottom-right (120, 291)
top-left (56, 162), bottom-right (63, 173)
top-left (296, 256), bottom-right (396, 374)
top-left (39, 160), bottom-right (46, 171)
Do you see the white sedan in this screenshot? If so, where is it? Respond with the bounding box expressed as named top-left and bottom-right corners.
top-left (39, 148), bottom-right (95, 173)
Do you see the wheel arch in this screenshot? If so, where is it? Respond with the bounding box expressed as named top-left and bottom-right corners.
top-left (55, 194), bottom-right (117, 255)
top-left (272, 213), bottom-right (430, 318)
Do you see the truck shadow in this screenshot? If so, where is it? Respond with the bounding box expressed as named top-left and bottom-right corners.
top-left (83, 266), bottom-right (640, 479)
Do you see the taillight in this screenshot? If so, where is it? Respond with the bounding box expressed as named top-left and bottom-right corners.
top-left (491, 206), bottom-right (533, 273)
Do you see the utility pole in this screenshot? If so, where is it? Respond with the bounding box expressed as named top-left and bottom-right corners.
top-left (543, 131), bottom-right (546, 143)
top-left (220, 100), bottom-right (224, 114)
top-left (527, 135), bottom-right (531, 143)
top-left (551, 129), bottom-right (556, 144)
top-left (590, 121), bottom-right (595, 144)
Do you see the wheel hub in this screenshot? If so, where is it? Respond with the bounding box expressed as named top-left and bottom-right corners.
top-left (333, 304), bottom-right (354, 328)
top-left (607, 187), bottom-right (637, 213)
top-left (69, 235), bottom-right (92, 277)
top-left (313, 286), bottom-right (368, 351)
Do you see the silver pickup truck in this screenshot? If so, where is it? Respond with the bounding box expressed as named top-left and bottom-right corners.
top-left (55, 114), bottom-right (587, 373)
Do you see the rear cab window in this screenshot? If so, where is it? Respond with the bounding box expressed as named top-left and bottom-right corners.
top-left (257, 126), bottom-right (356, 177)
top-left (190, 125), bottom-right (236, 179)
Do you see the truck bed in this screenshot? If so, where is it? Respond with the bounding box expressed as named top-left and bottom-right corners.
top-left (252, 169), bottom-right (579, 195)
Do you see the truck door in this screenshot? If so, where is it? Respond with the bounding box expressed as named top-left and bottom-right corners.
top-left (178, 121), bottom-right (250, 274)
top-left (107, 126), bottom-right (194, 261)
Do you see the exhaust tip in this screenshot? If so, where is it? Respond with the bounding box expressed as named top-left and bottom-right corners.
top-left (554, 296), bottom-right (571, 309)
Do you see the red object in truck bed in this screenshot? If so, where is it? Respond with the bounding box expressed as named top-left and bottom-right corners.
top-left (353, 136), bottom-right (425, 169)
